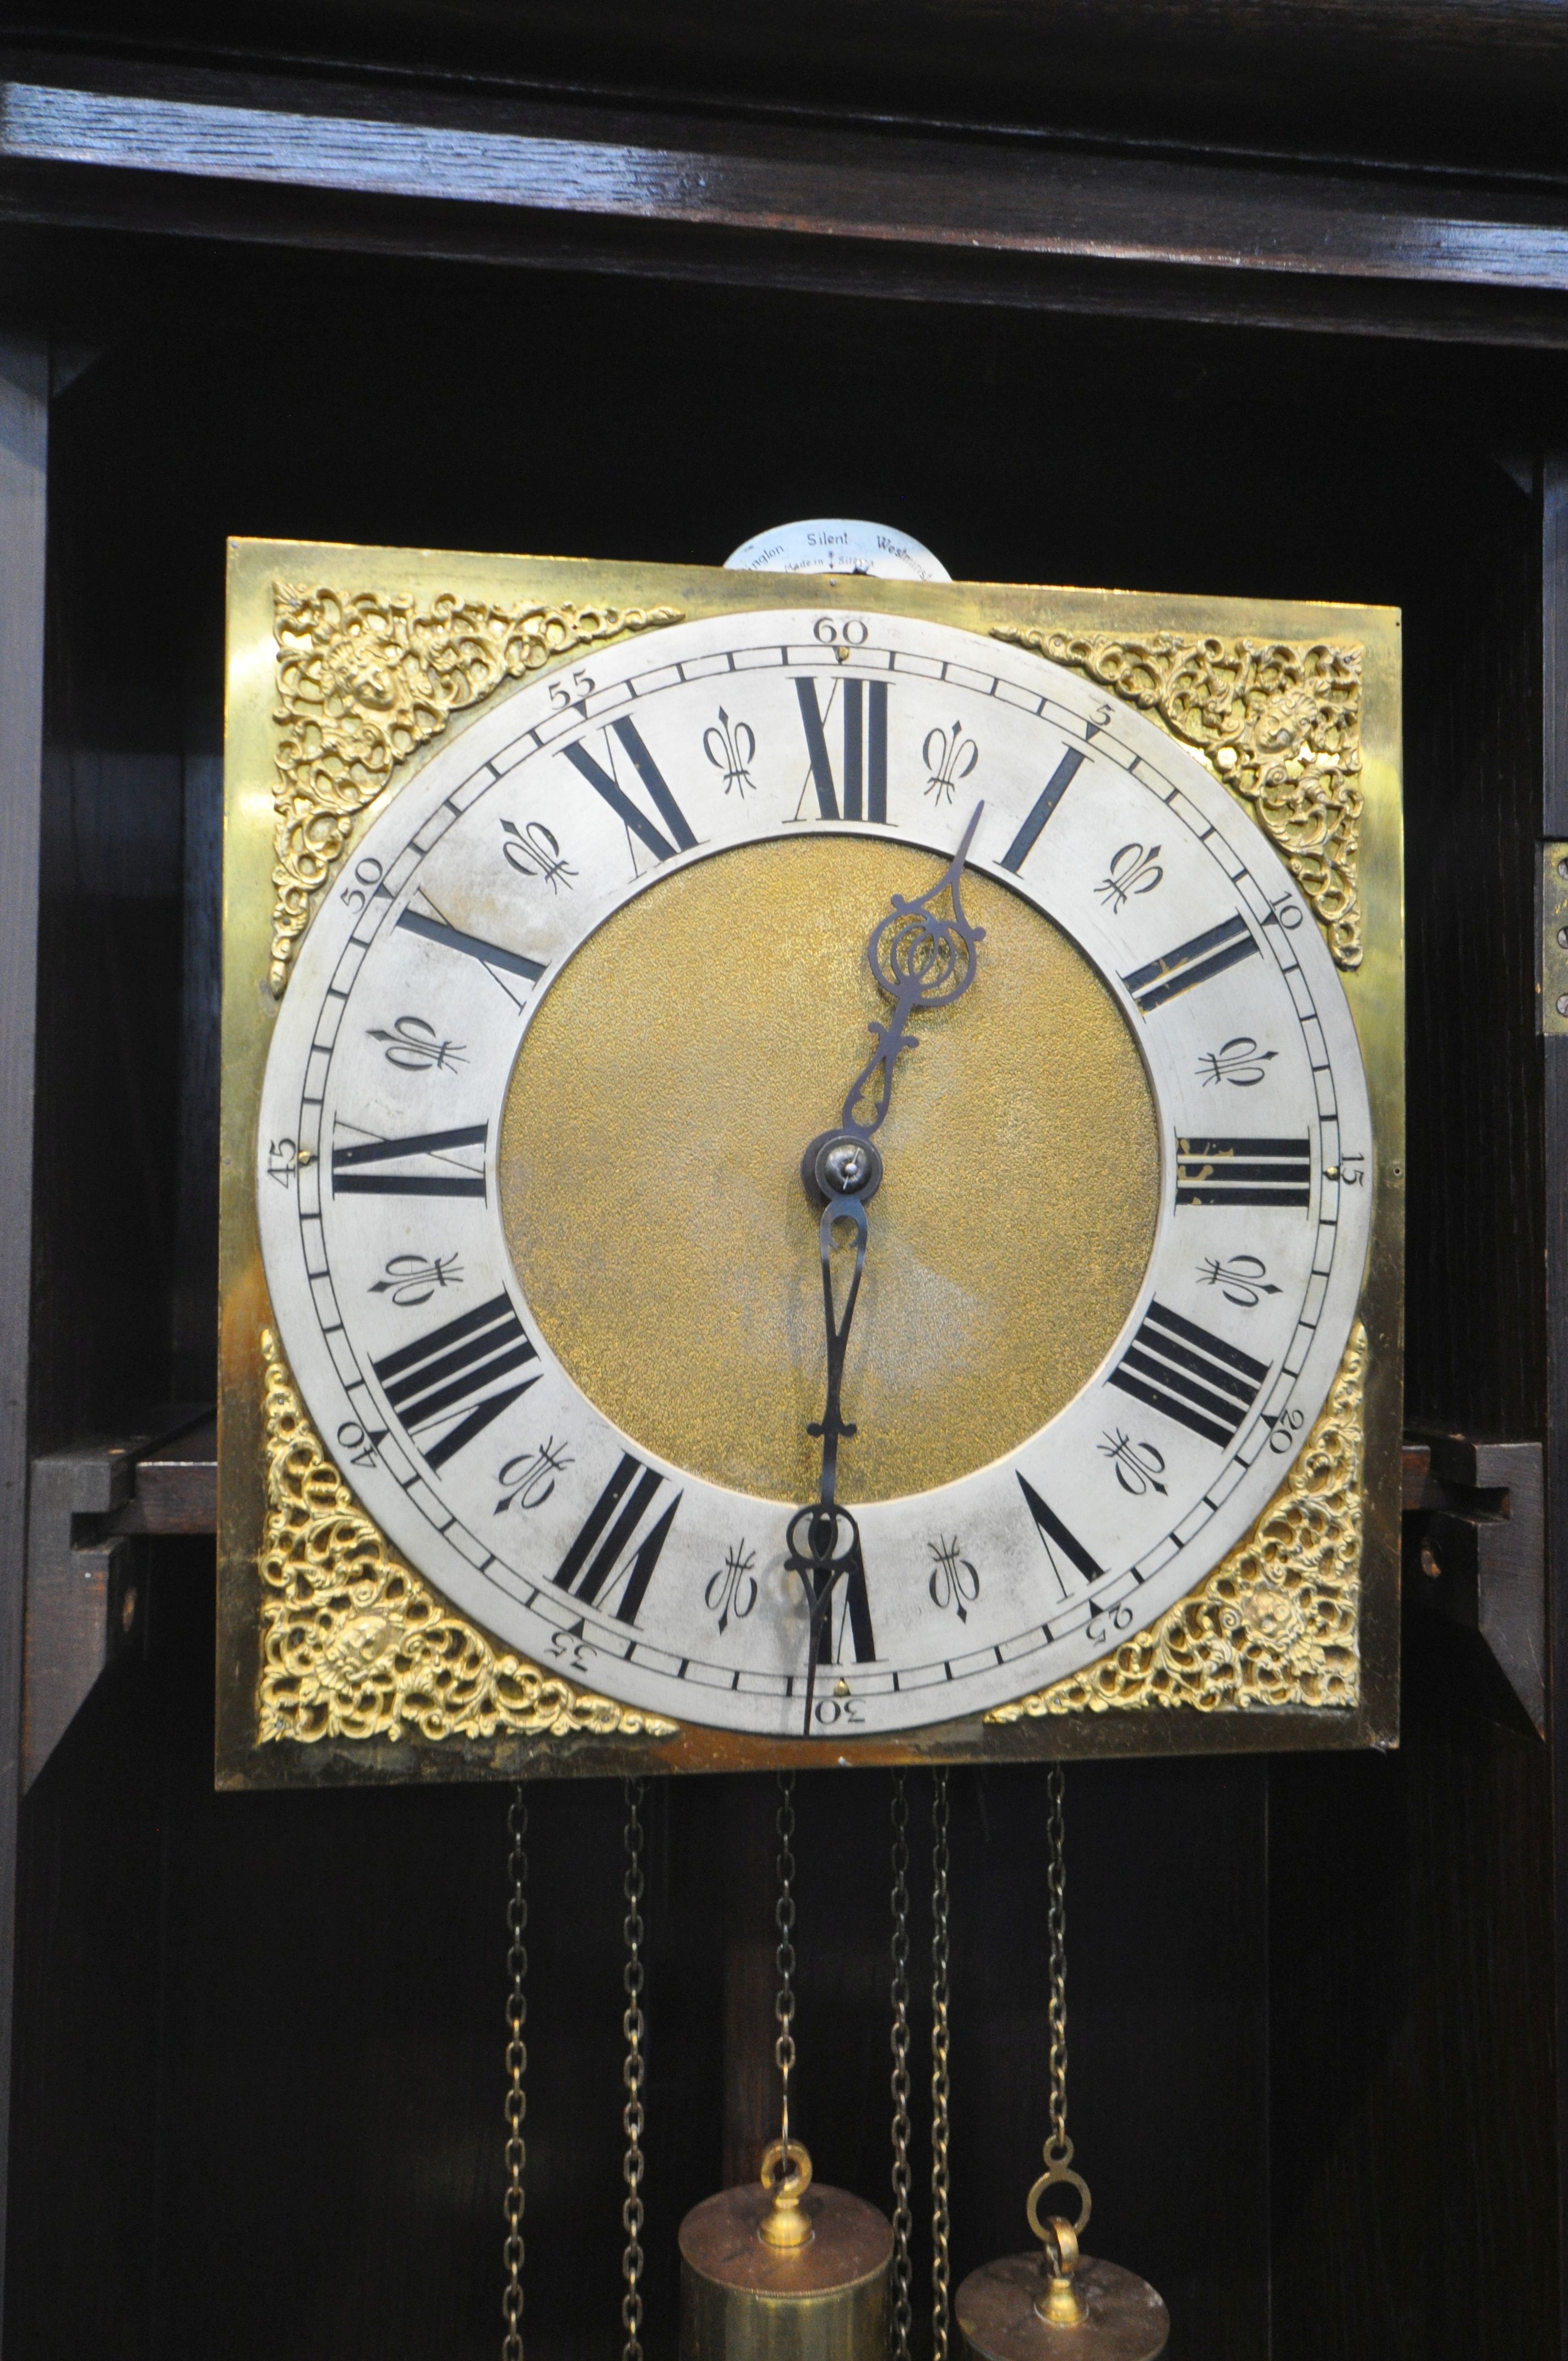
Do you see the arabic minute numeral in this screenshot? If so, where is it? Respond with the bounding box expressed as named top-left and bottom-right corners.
top-left (1095, 842), bottom-right (1164, 913)
top-left (1266, 1406), bottom-right (1307, 1454)
top-left (812, 614), bottom-right (869, 646)
top-left (1087, 1601), bottom-right (1137, 1646)
top-left (548, 666), bottom-right (596, 712)
top-left (338, 855), bottom-right (385, 912)
top-left (266, 1137), bottom-right (298, 1188)
top-left (336, 1418), bottom-right (388, 1468)
top-left (548, 1617), bottom-right (594, 1672)
top-left (1335, 1152), bottom-right (1368, 1187)
top-left (703, 708), bottom-right (758, 797)
top-left (1263, 893), bottom-right (1304, 932)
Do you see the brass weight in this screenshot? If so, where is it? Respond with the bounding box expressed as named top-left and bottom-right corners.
top-left (679, 2141), bottom-right (892, 2361)
top-left (956, 2245), bottom-right (1169, 2361)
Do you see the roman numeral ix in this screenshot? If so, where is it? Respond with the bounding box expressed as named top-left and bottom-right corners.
top-left (332, 1123), bottom-right (487, 1198)
top-left (1175, 1135), bottom-right (1311, 1209)
top-left (554, 1452), bottom-right (682, 1624)
top-left (1122, 914), bottom-right (1260, 1013)
top-left (796, 678), bottom-right (888, 821)
top-left (372, 1292), bottom-right (538, 1470)
top-left (1108, 1301), bottom-right (1268, 1448)
top-left (562, 719), bottom-right (696, 863)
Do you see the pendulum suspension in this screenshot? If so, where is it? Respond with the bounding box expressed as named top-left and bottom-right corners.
top-left (679, 1770), bottom-right (894, 2361)
top-left (623, 1777), bottom-right (649, 2361)
top-left (955, 1766), bottom-right (1170, 2361)
top-left (503, 1785), bottom-right (529, 2361)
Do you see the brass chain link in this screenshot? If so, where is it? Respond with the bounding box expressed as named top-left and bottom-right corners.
top-left (622, 1778), bottom-right (647, 2361)
top-left (930, 1769), bottom-right (952, 2361)
top-left (889, 1772), bottom-right (913, 2361)
top-left (1044, 1765), bottom-right (1070, 2170)
top-left (774, 1770), bottom-right (798, 2156)
top-left (503, 1787), bottom-right (528, 2361)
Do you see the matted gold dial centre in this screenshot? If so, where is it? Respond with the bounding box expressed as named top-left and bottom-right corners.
top-left (499, 835), bottom-right (1158, 1503)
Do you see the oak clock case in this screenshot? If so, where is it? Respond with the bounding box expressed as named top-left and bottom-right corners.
top-left (217, 543), bottom-right (1402, 1785)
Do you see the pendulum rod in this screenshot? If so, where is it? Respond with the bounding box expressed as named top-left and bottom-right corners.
top-left (931, 1769), bottom-right (952, 2361)
top-left (1044, 1765), bottom-right (1069, 2177)
top-left (503, 1785), bottom-right (529, 2361)
top-left (889, 1772), bottom-right (913, 2361)
top-left (774, 1770), bottom-right (798, 2159)
top-left (623, 1777), bottom-right (648, 2361)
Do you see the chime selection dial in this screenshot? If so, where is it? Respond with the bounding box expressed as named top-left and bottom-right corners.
top-left (257, 604), bottom-right (1373, 1740)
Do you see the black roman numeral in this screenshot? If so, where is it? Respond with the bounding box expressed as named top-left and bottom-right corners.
top-left (553, 1452), bottom-right (682, 1623)
top-left (1175, 1136), bottom-right (1311, 1209)
top-left (812, 1536), bottom-right (877, 1666)
top-left (1108, 1301), bottom-right (1268, 1448)
top-left (1017, 1475), bottom-right (1104, 1602)
top-left (562, 719), bottom-right (696, 863)
top-left (332, 1123), bottom-right (487, 1198)
top-left (999, 747), bottom-right (1087, 872)
top-left (372, 1291), bottom-right (538, 1469)
top-left (1122, 914), bottom-right (1260, 1013)
top-left (795, 678), bottom-right (888, 821)
top-left (396, 906), bottom-right (544, 986)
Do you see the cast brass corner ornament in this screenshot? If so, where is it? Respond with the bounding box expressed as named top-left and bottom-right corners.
top-left (987, 1322), bottom-right (1365, 1722)
top-left (267, 586), bottom-right (685, 993)
top-left (992, 628), bottom-right (1364, 968)
top-left (257, 1329), bottom-right (679, 1748)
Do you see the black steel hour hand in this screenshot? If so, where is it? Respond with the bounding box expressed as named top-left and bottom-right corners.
top-left (785, 1174), bottom-right (870, 1737)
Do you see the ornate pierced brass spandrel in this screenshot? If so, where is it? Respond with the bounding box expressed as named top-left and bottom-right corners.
top-left (987, 1323), bottom-right (1365, 1722)
top-left (257, 1329), bottom-right (678, 1747)
top-left (267, 586), bottom-right (684, 992)
top-left (992, 628), bottom-right (1364, 968)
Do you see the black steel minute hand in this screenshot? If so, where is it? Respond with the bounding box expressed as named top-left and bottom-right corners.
top-left (785, 804), bottom-right (986, 1737)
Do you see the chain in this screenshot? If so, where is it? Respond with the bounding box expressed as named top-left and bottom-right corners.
top-left (889, 1772), bottom-right (913, 2361)
top-left (622, 1778), bottom-right (647, 2361)
top-left (1044, 1764), bottom-right (1070, 2170)
top-left (930, 1769), bottom-right (952, 2361)
top-left (774, 1770), bottom-right (798, 2157)
top-left (503, 1787), bottom-right (528, 2361)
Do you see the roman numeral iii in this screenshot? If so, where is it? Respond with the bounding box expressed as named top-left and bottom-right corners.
top-left (372, 1292), bottom-right (538, 1469)
top-left (1122, 914), bottom-right (1260, 1013)
top-left (554, 1453), bottom-right (682, 1624)
top-left (795, 678), bottom-right (888, 821)
top-left (1108, 1301), bottom-right (1268, 1448)
top-left (1175, 1136), bottom-right (1311, 1209)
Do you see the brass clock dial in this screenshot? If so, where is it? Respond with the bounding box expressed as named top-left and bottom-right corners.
top-left (253, 598), bottom-right (1379, 1747)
